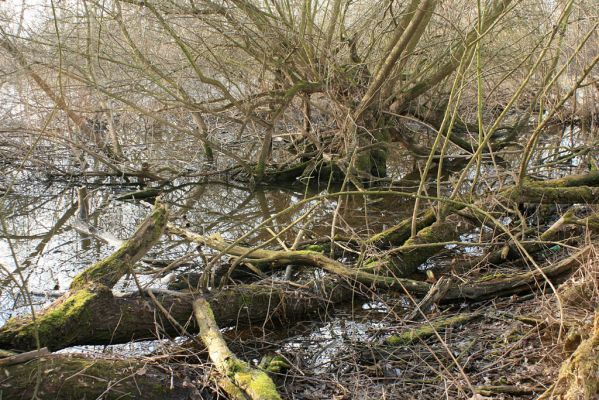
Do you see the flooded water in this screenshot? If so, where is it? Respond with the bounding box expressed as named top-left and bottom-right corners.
top-left (0, 165), bottom-right (414, 325)
top-left (0, 123), bottom-right (593, 369)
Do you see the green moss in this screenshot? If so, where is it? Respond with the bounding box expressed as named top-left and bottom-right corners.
top-left (255, 161), bottom-right (266, 181)
top-left (385, 313), bottom-right (479, 346)
top-left (360, 257), bottom-right (385, 273)
top-left (223, 358), bottom-right (281, 399)
top-left (1, 289), bottom-right (98, 350)
top-left (475, 273), bottom-right (510, 283)
top-left (70, 203), bottom-right (167, 290)
top-left (70, 245), bottom-right (130, 290)
top-left (246, 371), bottom-right (281, 400)
top-left (258, 355), bottom-right (290, 373)
top-left (367, 219), bottom-right (413, 245)
top-left (504, 184), bottom-right (599, 204)
top-left (235, 369), bottom-right (282, 400)
top-left (305, 244), bottom-right (324, 253)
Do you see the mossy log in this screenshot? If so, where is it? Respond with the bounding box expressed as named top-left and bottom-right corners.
top-left (0, 239), bottom-right (591, 350)
top-left (0, 354), bottom-right (196, 399)
top-left (194, 297), bottom-right (281, 400)
top-left (0, 229), bottom-right (588, 352)
top-left (500, 170), bottom-right (599, 204)
top-left (370, 171), bottom-right (599, 248)
top-left (538, 313), bottom-right (599, 399)
top-left (366, 208), bottom-right (437, 247)
top-left (169, 225), bottom-right (591, 300)
top-left (0, 201), bottom-right (168, 351)
top-left (0, 243), bottom-right (588, 352)
top-left (388, 216), bottom-right (466, 276)
top-left (71, 201), bottom-right (168, 290)
top-left (445, 245), bottom-right (592, 300)
top-left (360, 215), bottom-right (469, 276)
top-left (532, 170), bottom-right (599, 188)
top-left (503, 185), bottom-right (599, 204)
top-left (385, 312), bottom-right (481, 345)
top-left (560, 211), bottom-right (599, 232)
top-left (0, 280), bottom-right (352, 352)
top-left (167, 224), bottom-right (433, 291)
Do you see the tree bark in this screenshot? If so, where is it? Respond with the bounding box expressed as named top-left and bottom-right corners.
top-left (70, 201), bottom-right (168, 290)
top-left (0, 243), bottom-right (588, 352)
top-left (0, 281), bottom-right (352, 352)
top-left (194, 297), bottom-right (281, 400)
top-left (0, 354), bottom-right (197, 399)
top-left (538, 313), bottom-right (599, 399)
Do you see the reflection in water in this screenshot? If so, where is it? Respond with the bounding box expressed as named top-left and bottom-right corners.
top-left (0, 123), bottom-right (592, 354)
top-left (0, 173), bottom-right (415, 327)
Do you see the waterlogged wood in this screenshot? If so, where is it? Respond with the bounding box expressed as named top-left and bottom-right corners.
top-left (169, 224), bottom-right (591, 299)
top-left (0, 354), bottom-right (196, 400)
top-left (366, 208), bottom-right (437, 247)
top-left (369, 171), bottom-right (599, 253)
top-left (444, 245), bottom-right (592, 300)
top-left (390, 217), bottom-right (466, 275)
top-left (0, 242), bottom-right (587, 352)
top-left (0, 225), bottom-right (588, 352)
top-left (194, 297), bottom-right (281, 400)
top-left (362, 216), bottom-right (469, 276)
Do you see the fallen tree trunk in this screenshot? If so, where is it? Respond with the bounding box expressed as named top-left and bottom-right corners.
top-left (0, 353), bottom-right (197, 399)
top-left (0, 240), bottom-right (587, 352)
top-left (70, 201), bottom-right (168, 290)
top-left (167, 223), bottom-right (433, 290)
top-left (171, 223), bottom-right (592, 299)
top-left (445, 245), bottom-right (592, 300)
top-left (532, 170), bottom-right (599, 187)
top-left (0, 201), bottom-right (168, 351)
top-left (0, 210), bottom-right (590, 353)
top-left (385, 312), bottom-right (481, 345)
top-left (366, 208), bottom-right (437, 247)
top-left (194, 297), bottom-right (281, 400)
top-left (373, 215), bottom-right (468, 276)
top-left (538, 313), bottom-right (599, 399)
top-left (0, 242), bottom-right (588, 352)
top-left (503, 185), bottom-right (599, 204)
top-left (0, 280), bottom-right (352, 352)
top-left (370, 171), bottom-right (599, 249)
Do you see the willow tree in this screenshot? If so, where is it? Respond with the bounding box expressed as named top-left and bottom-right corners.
top-left (2, 0), bottom-right (551, 183)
